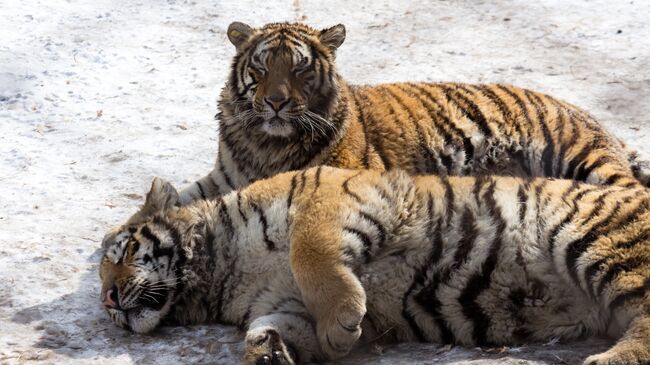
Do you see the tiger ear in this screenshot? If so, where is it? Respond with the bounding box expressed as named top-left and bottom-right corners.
top-left (319, 24), bottom-right (346, 51)
top-left (227, 21), bottom-right (254, 51)
top-left (143, 177), bottom-right (180, 213)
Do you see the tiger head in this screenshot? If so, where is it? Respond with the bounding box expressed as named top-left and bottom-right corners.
top-left (225, 22), bottom-right (346, 138)
top-left (99, 178), bottom-right (189, 333)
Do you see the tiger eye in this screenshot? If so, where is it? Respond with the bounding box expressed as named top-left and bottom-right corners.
top-left (295, 57), bottom-right (308, 68)
top-left (248, 67), bottom-right (264, 81)
top-left (130, 240), bottom-right (140, 254)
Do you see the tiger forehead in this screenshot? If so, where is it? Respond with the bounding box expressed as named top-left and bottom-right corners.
top-left (103, 226), bottom-right (157, 264)
top-left (250, 41), bottom-right (310, 71)
top-left (260, 22), bottom-right (319, 37)
top-left (252, 25), bottom-right (318, 51)
top-left (104, 237), bottom-right (139, 264)
top-left (253, 31), bottom-right (311, 55)
top-left (103, 231), bottom-right (131, 262)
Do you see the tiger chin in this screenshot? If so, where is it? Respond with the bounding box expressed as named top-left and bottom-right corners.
top-left (101, 167), bottom-right (650, 365)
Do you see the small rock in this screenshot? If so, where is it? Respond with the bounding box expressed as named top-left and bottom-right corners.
top-left (103, 151), bottom-right (128, 163)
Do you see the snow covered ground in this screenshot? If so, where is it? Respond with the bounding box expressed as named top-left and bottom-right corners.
top-left (1, 0), bottom-right (649, 363)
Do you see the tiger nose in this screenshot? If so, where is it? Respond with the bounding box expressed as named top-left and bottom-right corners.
top-left (102, 286), bottom-right (120, 309)
top-left (264, 95), bottom-right (289, 112)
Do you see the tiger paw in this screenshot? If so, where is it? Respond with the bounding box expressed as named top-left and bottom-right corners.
top-left (584, 346), bottom-right (650, 365)
top-left (242, 328), bottom-right (298, 365)
top-left (316, 302), bottom-right (366, 359)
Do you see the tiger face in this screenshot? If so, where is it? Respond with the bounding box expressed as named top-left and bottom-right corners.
top-left (226, 22), bottom-right (346, 138)
top-left (99, 178), bottom-right (184, 333)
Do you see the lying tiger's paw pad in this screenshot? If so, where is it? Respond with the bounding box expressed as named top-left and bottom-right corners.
top-left (242, 328), bottom-right (297, 365)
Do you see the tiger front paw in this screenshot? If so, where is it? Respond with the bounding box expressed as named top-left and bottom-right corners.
top-left (584, 345), bottom-right (650, 365)
top-left (242, 328), bottom-right (298, 365)
top-left (316, 301), bottom-right (366, 360)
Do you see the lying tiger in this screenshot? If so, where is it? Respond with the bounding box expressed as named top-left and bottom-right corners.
top-left (100, 167), bottom-right (650, 365)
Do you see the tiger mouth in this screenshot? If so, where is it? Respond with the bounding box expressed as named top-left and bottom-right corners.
top-left (107, 306), bottom-right (154, 332)
top-left (107, 305), bottom-right (144, 317)
top-left (105, 306), bottom-right (131, 330)
top-left (268, 116), bottom-right (288, 124)
top-left (260, 117), bottom-right (295, 138)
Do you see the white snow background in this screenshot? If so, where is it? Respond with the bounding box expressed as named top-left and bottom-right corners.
top-left (1, 0), bottom-right (649, 364)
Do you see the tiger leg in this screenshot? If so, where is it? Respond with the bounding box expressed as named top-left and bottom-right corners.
top-left (584, 263), bottom-right (650, 365)
top-left (558, 142), bottom-right (642, 188)
top-left (177, 170), bottom-right (224, 205)
top-left (242, 311), bottom-right (320, 365)
top-left (289, 203), bottom-right (367, 359)
top-left (586, 160), bottom-right (644, 188)
top-left (584, 314), bottom-right (650, 365)
top-left (624, 146), bottom-right (650, 187)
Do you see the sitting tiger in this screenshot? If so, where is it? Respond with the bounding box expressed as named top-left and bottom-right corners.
top-left (101, 21), bottom-right (650, 250)
top-left (100, 167), bottom-right (650, 365)
top-left (175, 21), bottom-right (649, 207)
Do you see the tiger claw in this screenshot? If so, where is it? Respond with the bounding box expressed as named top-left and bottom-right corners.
top-left (242, 328), bottom-right (298, 365)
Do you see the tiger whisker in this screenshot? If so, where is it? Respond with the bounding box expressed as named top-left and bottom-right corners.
top-left (303, 113), bottom-right (329, 138)
top-left (140, 292), bottom-right (160, 300)
top-left (301, 111), bottom-right (330, 136)
top-left (148, 278), bottom-right (179, 284)
top-left (305, 110), bottom-right (337, 134)
top-left (146, 282), bottom-right (178, 289)
top-left (295, 115), bottom-right (316, 142)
